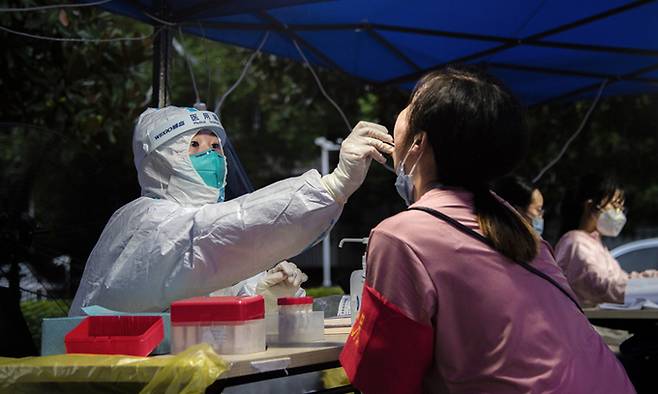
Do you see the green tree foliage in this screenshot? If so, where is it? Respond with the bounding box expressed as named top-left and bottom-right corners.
top-left (20, 299), bottom-right (70, 348)
top-left (1, 3), bottom-right (156, 294)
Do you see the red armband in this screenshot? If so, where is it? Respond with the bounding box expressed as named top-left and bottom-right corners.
top-left (340, 285), bottom-right (434, 394)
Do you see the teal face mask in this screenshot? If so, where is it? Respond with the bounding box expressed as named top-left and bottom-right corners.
top-left (189, 149), bottom-right (226, 201)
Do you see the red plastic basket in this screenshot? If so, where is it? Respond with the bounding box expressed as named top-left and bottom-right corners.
top-left (65, 315), bottom-right (164, 356)
top-left (171, 295), bottom-right (265, 324)
top-left (278, 296), bottom-right (313, 305)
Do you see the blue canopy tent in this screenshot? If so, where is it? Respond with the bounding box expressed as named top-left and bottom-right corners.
top-left (93, 0), bottom-right (658, 106)
top-left (89, 0), bottom-right (657, 286)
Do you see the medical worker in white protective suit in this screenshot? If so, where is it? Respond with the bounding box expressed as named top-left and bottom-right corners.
top-left (69, 106), bottom-right (393, 316)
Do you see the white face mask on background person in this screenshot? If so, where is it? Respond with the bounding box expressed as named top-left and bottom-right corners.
top-left (596, 208), bottom-right (627, 237)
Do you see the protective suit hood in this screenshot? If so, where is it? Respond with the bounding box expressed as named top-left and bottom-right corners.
top-left (133, 106), bottom-right (226, 206)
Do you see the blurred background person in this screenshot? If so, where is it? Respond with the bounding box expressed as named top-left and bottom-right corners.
top-left (555, 173), bottom-right (658, 306)
top-left (493, 175), bottom-right (544, 236)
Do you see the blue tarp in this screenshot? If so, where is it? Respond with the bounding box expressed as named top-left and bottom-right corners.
top-left (98, 0), bottom-right (658, 105)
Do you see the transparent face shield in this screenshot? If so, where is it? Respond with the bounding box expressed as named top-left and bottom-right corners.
top-left (214, 127), bottom-right (254, 200)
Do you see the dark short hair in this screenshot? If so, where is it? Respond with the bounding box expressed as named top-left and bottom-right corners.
top-left (560, 174), bottom-right (623, 234)
top-left (408, 64), bottom-right (528, 189)
top-left (493, 175), bottom-right (535, 212)
top-left (407, 65), bottom-right (537, 263)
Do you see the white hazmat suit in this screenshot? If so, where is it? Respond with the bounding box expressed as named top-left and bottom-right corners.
top-left (70, 107), bottom-right (392, 315)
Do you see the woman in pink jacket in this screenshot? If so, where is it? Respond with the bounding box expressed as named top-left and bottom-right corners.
top-left (555, 174), bottom-right (658, 306)
top-left (340, 65), bottom-right (633, 393)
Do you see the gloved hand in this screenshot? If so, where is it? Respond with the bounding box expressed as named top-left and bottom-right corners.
top-left (321, 121), bottom-right (394, 204)
top-left (255, 261), bottom-right (308, 313)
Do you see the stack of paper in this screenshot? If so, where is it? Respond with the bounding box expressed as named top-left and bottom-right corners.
top-left (599, 278), bottom-right (658, 310)
top-left (324, 317), bottom-right (352, 335)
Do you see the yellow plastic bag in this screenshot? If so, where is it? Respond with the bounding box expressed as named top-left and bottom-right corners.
top-left (0, 343), bottom-right (228, 394)
top-left (322, 367), bottom-right (350, 390)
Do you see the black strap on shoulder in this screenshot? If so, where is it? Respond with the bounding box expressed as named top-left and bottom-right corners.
top-left (408, 206), bottom-right (583, 313)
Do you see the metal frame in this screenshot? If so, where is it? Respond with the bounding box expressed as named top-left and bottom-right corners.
top-left (611, 237), bottom-right (658, 258)
top-left (205, 360), bottom-right (360, 393)
top-left (256, 10), bottom-right (347, 74)
top-left (194, 20), bottom-right (658, 59)
top-left (536, 61), bottom-right (658, 105)
top-left (282, 22), bottom-right (658, 58)
top-left (381, 0), bottom-right (658, 85)
top-left (192, 18), bottom-right (658, 89)
top-left (151, 0), bottom-right (172, 108)
top-left (365, 27), bottom-right (421, 72)
top-left (146, 0), bottom-right (658, 105)
top-left (484, 62), bottom-right (658, 84)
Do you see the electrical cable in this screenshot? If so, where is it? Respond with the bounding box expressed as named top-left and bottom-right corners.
top-left (18, 286), bottom-right (71, 306)
top-left (177, 27), bottom-right (201, 105)
top-left (511, 0), bottom-right (548, 37)
top-left (291, 39), bottom-right (352, 134)
top-left (196, 21), bottom-right (213, 105)
top-left (0, 24), bottom-right (157, 43)
top-left (532, 79), bottom-right (609, 184)
top-left (214, 31), bottom-right (270, 114)
top-left (142, 10), bottom-right (177, 26)
top-left (0, 266), bottom-right (70, 314)
top-left (290, 39), bottom-right (398, 172)
top-left (22, 263), bottom-right (72, 313)
top-left (0, 0), bottom-right (111, 12)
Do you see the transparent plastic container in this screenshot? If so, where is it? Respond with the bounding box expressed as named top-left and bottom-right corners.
top-left (170, 296), bottom-right (265, 355)
top-left (339, 237), bottom-right (368, 324)
top-left (273, 297), bottom-right (324, 344)
top-left (350, 269), bottom-right (364, 324)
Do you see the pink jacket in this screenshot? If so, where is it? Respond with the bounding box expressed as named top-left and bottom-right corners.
top-left (555, 230), bottom-right (658, 306)
top-left (341, 188), bottom-right (633, 394)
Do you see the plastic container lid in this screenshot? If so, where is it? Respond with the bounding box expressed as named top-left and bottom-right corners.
top-left (171, 295), bottom-right (265, 324)
top-left (65, 315), bottom-right (164, 356)
top-left (278, 296), bottom-right (314, 305)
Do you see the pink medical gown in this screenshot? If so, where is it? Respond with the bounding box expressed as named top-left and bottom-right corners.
top-left (340, 188), bottom-right (633, 394)
top-left (555, 230), bottom-right (658, 306)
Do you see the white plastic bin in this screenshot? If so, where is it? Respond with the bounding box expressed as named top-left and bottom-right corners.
top-left (274, 297), bottom-right (324, 344)
top-left (170, 295), bottom-right (265, 354)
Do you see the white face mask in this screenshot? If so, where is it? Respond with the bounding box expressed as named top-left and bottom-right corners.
top-left (596, 208), bottom-right (627, 237)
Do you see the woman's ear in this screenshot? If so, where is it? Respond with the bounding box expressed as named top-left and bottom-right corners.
top-left (413, 131), bottom-right (427, 150)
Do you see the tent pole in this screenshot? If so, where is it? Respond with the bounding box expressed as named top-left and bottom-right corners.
top-left (152, 0), bottom-right (171, 108)
top-left (315, 137), bottom-right (341, 287)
